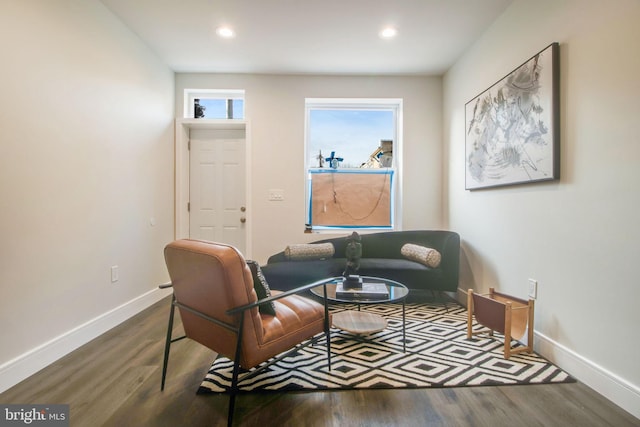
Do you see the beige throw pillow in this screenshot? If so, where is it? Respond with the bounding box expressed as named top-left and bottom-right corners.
top-left (401, 243), bottom-right (442, 268)
top-left (284, 243), bottom-right (335, 261)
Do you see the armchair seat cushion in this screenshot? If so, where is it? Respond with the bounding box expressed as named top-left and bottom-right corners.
top-left (262, 292), bottom-right (328, 344)
top-left (239, 291), bottom-right (327, 368)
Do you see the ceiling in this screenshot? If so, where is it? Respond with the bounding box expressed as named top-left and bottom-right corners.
top-left (100, 0), bottom-right (513, 76)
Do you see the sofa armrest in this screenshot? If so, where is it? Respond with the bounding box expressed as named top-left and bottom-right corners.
top-left (267, 251), bottom-right (288, 264)
top-left (438, 232), bottom-right (460, 291)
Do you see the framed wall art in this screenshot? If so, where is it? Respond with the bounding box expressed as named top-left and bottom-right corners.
top-left (465, 42), bottom-right (560, 190)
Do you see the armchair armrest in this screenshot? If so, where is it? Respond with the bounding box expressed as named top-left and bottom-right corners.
top-left (226, 277), bottom-right (339, 315)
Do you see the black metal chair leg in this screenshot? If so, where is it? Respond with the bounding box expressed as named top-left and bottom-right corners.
top-left (227, 314), bottom-right (245, 426)
top-left (227, 365), bottom-right (239, 427)
top-left (161, 295), bottom-right (176, 391)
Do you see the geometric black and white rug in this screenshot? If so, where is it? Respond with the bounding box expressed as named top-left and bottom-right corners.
top-left (198, 302), bottom-right (574, 394)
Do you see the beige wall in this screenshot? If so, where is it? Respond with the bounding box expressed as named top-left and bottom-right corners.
top-left (444, 0), bottom-right (640, 417)
top-left (175, 73), bottom-right (444, 263)
top-left (0, 0), bottom-right (175, 389)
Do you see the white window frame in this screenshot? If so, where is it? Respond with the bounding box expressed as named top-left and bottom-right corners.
top-left (304, 98), bottom-right (403, 232)
top-left (183, 89), bottom-right (245, 119)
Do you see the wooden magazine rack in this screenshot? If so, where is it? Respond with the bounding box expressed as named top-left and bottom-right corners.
top-left (466, 288), bottom-right (534, 359)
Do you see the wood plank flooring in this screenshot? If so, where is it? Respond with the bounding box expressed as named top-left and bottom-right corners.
top-left (1, 296), bottom-right (638, 427)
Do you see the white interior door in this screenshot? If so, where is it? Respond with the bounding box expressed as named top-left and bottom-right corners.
top-left (189, 128), bottom-right (246, 253)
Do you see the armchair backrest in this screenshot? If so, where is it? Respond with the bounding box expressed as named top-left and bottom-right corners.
top-left (163, 239), bottom-right (263, 362)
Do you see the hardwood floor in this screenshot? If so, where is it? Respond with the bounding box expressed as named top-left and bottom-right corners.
top-left (1, 296), bottom-right (637, 427)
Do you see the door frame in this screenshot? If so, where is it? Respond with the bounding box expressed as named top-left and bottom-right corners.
top-left (174, 118), bottom-right (252, 257)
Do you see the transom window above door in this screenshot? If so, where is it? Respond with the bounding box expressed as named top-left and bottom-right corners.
top-left (184, 89), bottom-right (245, 119)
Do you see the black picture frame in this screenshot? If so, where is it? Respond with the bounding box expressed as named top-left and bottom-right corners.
top-left (465, 42), bottom-right (560, 190)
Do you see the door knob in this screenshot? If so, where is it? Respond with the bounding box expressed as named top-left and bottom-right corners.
top-left (240, 217), bottom-right (246, 223)
top-left (240, 206), bottom-right (246, 212)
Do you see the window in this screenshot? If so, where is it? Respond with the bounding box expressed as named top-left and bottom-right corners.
top-left (184, 89), bottom-right (245, 119)
top-left (305, 98), bottom-right (402, 231)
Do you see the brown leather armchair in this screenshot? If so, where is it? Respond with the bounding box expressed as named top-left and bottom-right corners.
top-left (160, 239), bottom-right (331, 426)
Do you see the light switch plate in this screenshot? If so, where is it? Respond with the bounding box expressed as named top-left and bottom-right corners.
top-left (111, 265), bottom-right (119, 283)
top-left (268, 189), bottom-right (284, 201)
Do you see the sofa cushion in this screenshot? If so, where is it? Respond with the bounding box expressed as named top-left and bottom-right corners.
top-left (357, 258), bottom-right (445, 289)
top-left (400, 243), bottom-right (442, 268)
top-left (284, 243), bottom-right (335, 261)
top-left (246, 260), bottom-right (277, 316)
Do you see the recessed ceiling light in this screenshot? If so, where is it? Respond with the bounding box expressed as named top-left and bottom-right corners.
top-left (379, 26), bottom-right (397, 39)
top-left (216, 26), bottom-right (235, 39)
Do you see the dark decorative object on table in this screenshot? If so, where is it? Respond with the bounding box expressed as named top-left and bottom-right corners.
top-left (342, 232), bottom-right (362, 288)
top-left (342, 275), bottom-right (363, 289)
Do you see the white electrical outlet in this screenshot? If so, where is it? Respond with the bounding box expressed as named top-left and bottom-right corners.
top-left (111, 265), bottom-right (119, 283)
top-left (528, 278), bottom-right (537, 299)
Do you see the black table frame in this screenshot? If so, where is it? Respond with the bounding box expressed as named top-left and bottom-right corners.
top-left (310, 276), bottom-right (409, 351)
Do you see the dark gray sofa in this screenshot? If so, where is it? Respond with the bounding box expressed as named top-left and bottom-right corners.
top-left (261, 230), bottom-right (460, 293)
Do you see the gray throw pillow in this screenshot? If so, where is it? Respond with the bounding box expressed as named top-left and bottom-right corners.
top-left (284, 243), bottom-right (334, 260)
top-left (400, 243), bottom-right (442, 268)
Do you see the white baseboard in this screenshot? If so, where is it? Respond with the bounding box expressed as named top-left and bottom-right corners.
top-left (0, 287), bottom-right (172, 394)
top-left (455, 287), bottom-right (640, 420)
top-left (535, 331), bottom-right (640, 420)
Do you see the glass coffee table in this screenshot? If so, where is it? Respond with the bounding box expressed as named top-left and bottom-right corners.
top-left (310, 276), bottom-right (409, 351)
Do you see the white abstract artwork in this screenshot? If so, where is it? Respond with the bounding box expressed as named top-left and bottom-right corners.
top-left (465, 43), bottom-right (559, 190)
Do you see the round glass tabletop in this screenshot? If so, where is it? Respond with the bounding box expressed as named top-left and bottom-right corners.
top-left (310, 276), bottom-right (409, 304)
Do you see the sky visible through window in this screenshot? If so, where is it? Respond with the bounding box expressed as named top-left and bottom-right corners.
top-left (308, 109), bottom-right (394, 168)
top-left (196, 99), bottom-right (244, 119)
